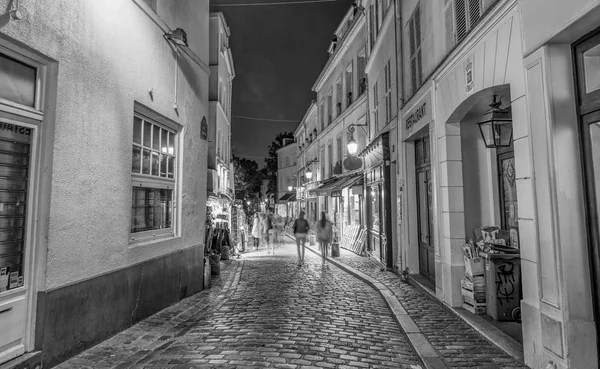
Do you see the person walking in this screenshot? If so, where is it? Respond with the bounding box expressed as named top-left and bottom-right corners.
top-left (251, 213), bottom-right (262, 251)
top-left (316, 211), bottom-right (333, 257)
top-left (260, 213), bottom-right (269, 249)
top-left (293, 210), bottom-right (310, 266)
top-left (265, 212), bottom-right (275, 254)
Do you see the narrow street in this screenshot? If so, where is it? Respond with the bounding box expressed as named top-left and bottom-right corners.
top-left (54, 236), bottom-right (528, 369)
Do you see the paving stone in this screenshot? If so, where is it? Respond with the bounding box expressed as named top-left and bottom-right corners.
top-left (53, 237), bottom-right (530, 369)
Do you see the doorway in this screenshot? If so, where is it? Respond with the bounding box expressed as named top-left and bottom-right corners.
top-left (415, 136), bottom-right (435, 283)
top-left (574, 27), bottom-right (600, 356)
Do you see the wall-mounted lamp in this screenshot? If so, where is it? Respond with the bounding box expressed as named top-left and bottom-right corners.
top-left (288, 186), bottom-right (294, 192)
top-left (478, 95), bottom-right (512, 148)
top-left (164, 28), bottom-right (189, 47)
top-left (347, 121), bottom-right (368, 155)
top-left (304, 158), bottom-right (319, 180)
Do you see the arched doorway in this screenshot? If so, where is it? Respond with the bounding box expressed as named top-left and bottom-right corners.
top-left (442, 84), bottom-right (523, 344)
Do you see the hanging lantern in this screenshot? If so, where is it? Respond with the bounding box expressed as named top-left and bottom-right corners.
top-left (477, 95), bottom-right (513, 148)
top-left (347, 136), bottom-right (358, 155)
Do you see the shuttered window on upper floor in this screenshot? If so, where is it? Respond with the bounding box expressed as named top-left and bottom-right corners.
top-left (408, 4), bottom-right (422, 96)
top-left (448, 0), bottom-right (498, 48)
top-left (384, 60), bottom-right (392, 124)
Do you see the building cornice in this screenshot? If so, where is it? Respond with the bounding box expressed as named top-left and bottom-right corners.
top-left (312, 15), bottom-right (366, 92)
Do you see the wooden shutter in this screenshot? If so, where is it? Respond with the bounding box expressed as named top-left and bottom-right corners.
top-left (454, 0), bottom-right (467, 42)
top-left (469, 0), bottom-right (481, 28)
top-left (445, 0), bottom-right (455, 51)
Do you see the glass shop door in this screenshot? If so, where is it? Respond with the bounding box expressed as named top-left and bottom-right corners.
top-left (0, 120), bottom-right (32, 364)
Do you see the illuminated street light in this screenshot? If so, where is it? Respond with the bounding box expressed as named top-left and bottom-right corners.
top-left (347, 137), bottom-right (358, 155)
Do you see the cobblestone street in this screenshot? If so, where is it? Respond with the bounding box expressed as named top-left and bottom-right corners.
top-left (54, 236), bottom-right (529, 369)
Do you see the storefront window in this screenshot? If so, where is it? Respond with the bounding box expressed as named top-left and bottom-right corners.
top-left (370, 185), bottom-right (380, 231)
top-left (0, 122), bottom-right (32, 293)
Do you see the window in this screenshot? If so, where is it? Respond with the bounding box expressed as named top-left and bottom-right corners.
top-left (327, 90), bottom-right (333, 125)
top-left (336, 78), bottom-right (343, 115)
top-left (328, 142), bottom-right (334, 176)
top-left (320, 147), bottom-right (325, 180)
top-left (369, 4), bottom-right (375, 49)
top-left (131, 107), bottom-right (178, 240)
top-left (408, 5), bottom-right (423, 95)
top-left (357, 49), bottom-right (367, 96)
top-left (346, 62), bottom-right (354, 106)
top-left (384, 60), bottom-right (392, 124)
top-left (320, 99), bottom-right (325, 130)
top-left (373, 80), bottom-right (379, 133)
top-left (335, 135), bottom-right (344, 165)
top-left (452, 0), bottom-right (497, 45)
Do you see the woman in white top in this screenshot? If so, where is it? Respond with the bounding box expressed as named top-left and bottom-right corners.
top-left (251, 213), bottom-right (262, 250)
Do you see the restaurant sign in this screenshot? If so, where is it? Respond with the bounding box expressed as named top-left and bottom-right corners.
top-left (404, 92), bottom-right (431, 137)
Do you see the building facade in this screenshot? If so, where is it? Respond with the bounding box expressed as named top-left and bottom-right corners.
top-left (397, 0), bottom-right (600, 368)
top-left (363, 0), bottom-right (401, 268)
top-left (276, 139), bottom-right (297, 218)
top-left (309, 4), bottom-right (368, 243)
top-left (207, 12), bottom-right (235, 227)
top-left (0, 0), bottom-right (210, 366)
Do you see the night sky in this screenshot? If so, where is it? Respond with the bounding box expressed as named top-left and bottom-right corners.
top-left (210, 0), bottom-right (356, 167)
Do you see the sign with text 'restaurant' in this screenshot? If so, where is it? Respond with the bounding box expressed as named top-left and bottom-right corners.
top-left (404, 93), bottom-right (431, 135)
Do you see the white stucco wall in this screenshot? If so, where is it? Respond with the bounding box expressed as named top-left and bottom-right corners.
top-left (520, 0), bottom-right (600, 55)
top-left (0, 0), bottom-right (210, 290)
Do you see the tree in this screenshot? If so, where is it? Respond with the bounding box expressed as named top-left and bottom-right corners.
top-left (232, 155), bottom-right (262, 201)
top-left (264, 131), bottom-right (294, 197)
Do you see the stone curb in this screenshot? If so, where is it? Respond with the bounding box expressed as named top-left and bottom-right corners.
top-left (284, 233), bottom-right (448, 369)
top-left (408, 276), bottom-right (525, 363)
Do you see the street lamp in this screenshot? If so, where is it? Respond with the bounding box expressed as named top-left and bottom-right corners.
top-left (288, 185), bottom-right (294, 192)
top-left (346, 121), bottom-right (367, 155)
top-left (347, 137), bottom-right (358, 155)
top-left (305, 170), bottom-right (313, 180)
top-left (478, 95), bottom-right (513, 148)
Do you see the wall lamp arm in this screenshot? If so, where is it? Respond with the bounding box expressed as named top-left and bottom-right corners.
top-left (347, 122), bottom-right (368, 133)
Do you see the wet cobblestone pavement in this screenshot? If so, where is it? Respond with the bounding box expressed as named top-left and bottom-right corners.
top-left (55, 239), bottom-right (423, 369)
top-left (330, 244), bottom-right (529, 369)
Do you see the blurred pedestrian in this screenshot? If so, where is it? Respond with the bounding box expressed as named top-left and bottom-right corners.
top-left (293, 210), bottom-right (310, 266)
top-left (251, 213), bottom-right (262, 250)
top-left (316, 211), bottom-right (333, 257)
top-left (273, 213), bottom-right (283, 246)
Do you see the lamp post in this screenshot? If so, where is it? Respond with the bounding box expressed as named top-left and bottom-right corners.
top-left (478, 95), bottom-right (513, 148)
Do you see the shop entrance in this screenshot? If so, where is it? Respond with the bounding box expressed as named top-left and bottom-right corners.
top-left (415, 136), bottom-right (435, 283)
top-left (574, 27), bottom-right (600, 354)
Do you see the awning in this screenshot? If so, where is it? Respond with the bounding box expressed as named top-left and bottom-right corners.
top-left (311, 174), bottom-right (363, 197)
top-left (310, 177), bottom-right (342, 196)
top-left (330, 174), bottom-right (363, 197)
top-left (288, 193), bottom-right (296, 201)
top-left (277, 193), bottom-right (294, 203)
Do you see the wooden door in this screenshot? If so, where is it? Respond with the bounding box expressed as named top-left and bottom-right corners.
top-left (415, 137), bottom-right (435, 282)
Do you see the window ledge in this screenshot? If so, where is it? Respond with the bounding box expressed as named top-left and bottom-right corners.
top-left (128, 233), bottom-right (180, 249)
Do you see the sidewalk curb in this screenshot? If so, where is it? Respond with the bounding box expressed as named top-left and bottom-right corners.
top-left (285, 233), bottom-right (448, 369)
top-left (408, 276), bottom-right (525, 363)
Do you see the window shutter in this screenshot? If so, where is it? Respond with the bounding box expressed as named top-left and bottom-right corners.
top-left (417, 49), bottom-right (422, 87)
top-left (415, 6), bottom-right (421, 50)
top-left (409, 17), bottom-right (416, 56)
top-left (445, 1), bottom-right (455, 50)
top-left (469, 0), bottom-right (481, 28)
top-left (454, 0), bottom-right (467, 42)
top-left (387, 94), bottom-right (392, 122)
